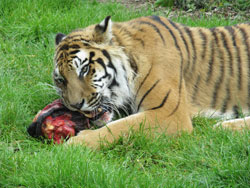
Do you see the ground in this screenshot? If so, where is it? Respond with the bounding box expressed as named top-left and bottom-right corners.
top-left (98, 0), bottom-right (250, 21)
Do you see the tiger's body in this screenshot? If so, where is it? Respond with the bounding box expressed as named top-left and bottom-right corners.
top-left (54, 16), bottom-right (250, 148)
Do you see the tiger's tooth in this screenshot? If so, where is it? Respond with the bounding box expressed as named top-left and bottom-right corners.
top-left (79, 110), bottom-right (93, 118)
top-left (84, 113), bottom-right (93, 118)
top-left (98, 108), bottom-right (102, 112)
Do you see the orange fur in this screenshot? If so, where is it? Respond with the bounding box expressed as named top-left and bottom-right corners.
top-left (54, 16), bottom-right (250, 148)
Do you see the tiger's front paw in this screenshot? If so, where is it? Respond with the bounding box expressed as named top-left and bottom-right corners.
top-left (66, 130), bottom-right (101, 149)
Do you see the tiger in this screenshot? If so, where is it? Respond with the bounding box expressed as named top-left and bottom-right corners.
top-left (53, 16), bottom-right (250, 148)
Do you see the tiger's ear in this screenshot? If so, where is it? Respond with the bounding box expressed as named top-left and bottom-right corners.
top-left (55, 33), bottom-right (66, 45)
top-left (94, 16), bottom-right (112, 43)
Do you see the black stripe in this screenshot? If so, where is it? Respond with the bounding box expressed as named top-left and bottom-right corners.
top-left (169, 20), bottom-right (191, 73)
top-left (168, 20), bottom-right (189, 54)
top-left (69, 44), bottom-right (80, 49)
top-left (108, 78), bottom-right (119, 89)
top-left (150, 16), bottom-right (183, 116)
top-left (69, 38), bottom-right (90, 46)
top-left (184, 27), bottom-right (197, 72)
top-left (69, 50), bottom-right (80, 55)
top-left (74, 61), bottom-right (79, 68)
top-left (93, 75), bottom-right (111, 83)
top-left (66, 34), bottom-right (90, 42)
top-left (88, 98), bottom-right (98, 107)
top-left (71, 56), bottom-right (87, 66)
top-left (66, 34), bottom-right (82, 39)
top-left (137, 80), bottom-right (160, 112)
top-left (128, 54), bottom-right (138, 75)
top-left (95, 58), bottom-right (108, 76)
top-left (233, 105), bottom-right (240, 118)
top-left (59, 44), bottom-right (69, 51)
top-left (192, 75), bottom-right (201, 103)
top-left (199, 29), bottom-right (207, 60)
top-left (102, 50), bottom-right (111, 60)
top-left (224, 26), bottom-right (242, 90)
top-left (210, 28), bottom-right (225, 108)
top-left (136, 65), bottom-right (152, 97)
top-left (137, 20), bottom-right (166, 45)
top-left (89, 97), bottom-right (101, 108)
top-left (102, 49), bottom-right (117, 74)
top-left (120, 26), bottom-right (144, 46)
top-left (206, 30), bottom-right (215, 82)
top-left (151, 90), bottom-right (171, 110)
top-left (221, 83), bottom-right (231, 113)
top-left (56, 52), bottom-right (64, 62)
top-left (89, 51), bottom-right (95, 60)
top-left (93, 83), bottom-right (104, 89)
top-left (151, 16), bottom-right (179, 51)
top-left (238, 27), bottom-right (250, 107)
top-left (88, 93), bottom-right (97, 104)
top-left (74, 39), bottom-right (90, 46)
top-left (80, 58), bottom-right (88, 65)
top-left (220, 31), bottom-right (233, 75)
top-left (102, 16), bottom-right (111, 32)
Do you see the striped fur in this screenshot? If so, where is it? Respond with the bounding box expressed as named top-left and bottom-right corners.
top-left (53, 16), bottom-right (250, 148)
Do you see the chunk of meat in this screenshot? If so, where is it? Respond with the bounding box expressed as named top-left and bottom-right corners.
top-left (27, 99), bottom-right (91, 144)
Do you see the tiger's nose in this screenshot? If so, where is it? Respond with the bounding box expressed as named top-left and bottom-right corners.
top-left (71, 99), bottom-right (85, 109)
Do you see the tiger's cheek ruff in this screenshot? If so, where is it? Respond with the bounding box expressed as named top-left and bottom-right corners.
top-left (103, 51), bottom-right (135, 111)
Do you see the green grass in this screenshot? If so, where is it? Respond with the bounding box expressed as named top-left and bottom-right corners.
top-left (0, 0), bottom-right (249, 187)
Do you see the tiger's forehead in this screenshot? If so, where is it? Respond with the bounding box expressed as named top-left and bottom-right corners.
top-left (55, 26), bottom-right (96, 52)
top-left (55, 49), bottom-right (89, 72)
top-left (55, 41), bottom-right (89, 60)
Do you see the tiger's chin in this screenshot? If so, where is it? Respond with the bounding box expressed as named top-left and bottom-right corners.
top-left (91, 111), bottom-right (114, 127)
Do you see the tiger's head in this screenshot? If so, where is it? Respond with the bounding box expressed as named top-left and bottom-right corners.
top-left (53, 16), bottom-right (134, 125)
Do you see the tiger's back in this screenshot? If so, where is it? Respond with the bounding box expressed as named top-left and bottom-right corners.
top-left (110, 16), bottom-right (250, 117)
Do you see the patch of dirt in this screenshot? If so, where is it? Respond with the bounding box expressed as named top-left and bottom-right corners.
top-left (98, 0), bottom-right (154, 10)
top-left (97, 0), bottom-right (250, 21)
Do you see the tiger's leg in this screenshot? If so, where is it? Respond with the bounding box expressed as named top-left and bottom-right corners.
top-left (67, 87), bottom-right (193, 148)
top-left (67, 110), bottom-right (193, 148)
top-left (214, 116), bottom-right (250, 131)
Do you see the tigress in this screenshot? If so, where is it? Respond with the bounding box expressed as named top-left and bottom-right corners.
top-left (53, 16), bottom-right (250, 148)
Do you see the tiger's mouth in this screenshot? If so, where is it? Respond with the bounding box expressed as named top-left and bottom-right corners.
top-left (80, 107), bottom-right (113, 124)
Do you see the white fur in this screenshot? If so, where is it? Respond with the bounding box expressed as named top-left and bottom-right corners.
top-left (198, 108), bottom-right (249, 119)
top-left (72, 51), bottom-right (89, 76)
top-left (109, 59), bottom-right (131, 106)
top-left (106, 50), bottom-right (136, 112)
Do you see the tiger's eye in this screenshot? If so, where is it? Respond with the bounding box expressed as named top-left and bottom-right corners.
top-left (83, 66), bottom-right (88, 73)
top-left (55, 78), bottom-right (65, 85)
top-left (79, 66), bottom-right (89, 78)
top-left (58, 78), bottom-right (64, 83)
